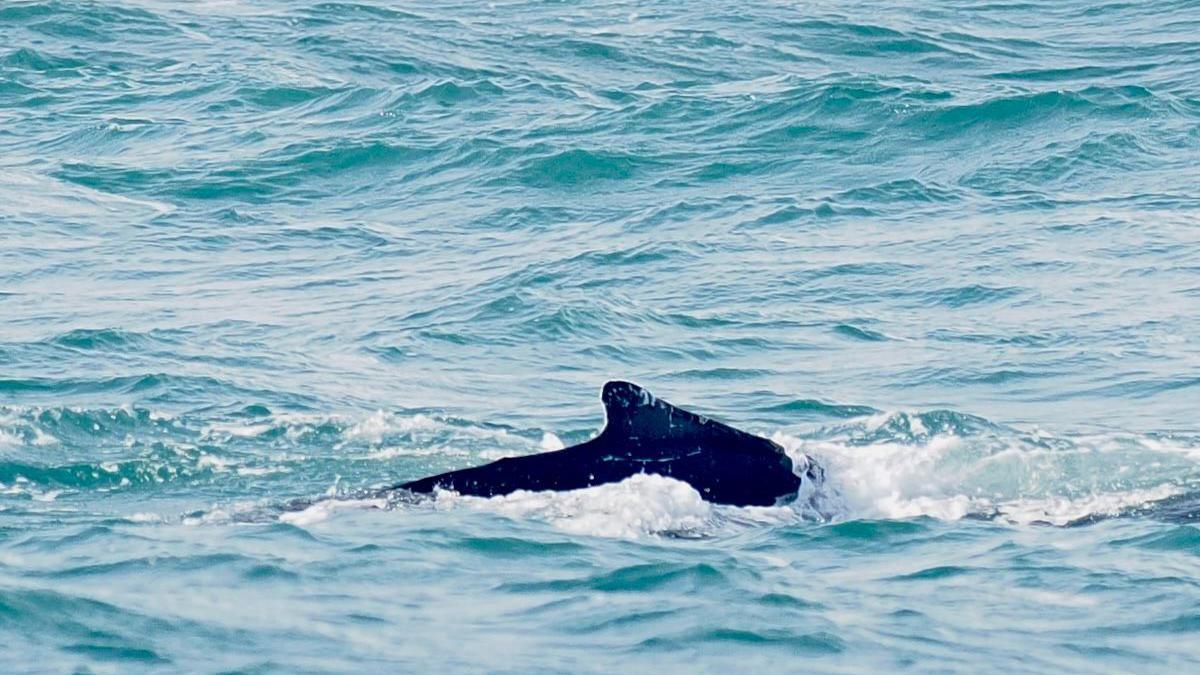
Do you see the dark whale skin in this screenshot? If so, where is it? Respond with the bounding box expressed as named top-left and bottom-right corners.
top-left (396, 381), bottom-right (808, 507)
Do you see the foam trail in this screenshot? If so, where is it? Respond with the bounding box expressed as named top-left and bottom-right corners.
top-left (772, 418), bottom-right (1200, 525)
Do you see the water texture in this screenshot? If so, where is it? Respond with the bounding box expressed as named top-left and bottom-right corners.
top-left (2, 1), bottom-right (1199, 672)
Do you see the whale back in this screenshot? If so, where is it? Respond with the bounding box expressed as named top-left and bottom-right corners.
top-left (396, 380), bottom-right (805, 506)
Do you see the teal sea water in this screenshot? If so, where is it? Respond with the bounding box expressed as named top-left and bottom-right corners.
top-left (3, 0), bottom-right (1200, 671)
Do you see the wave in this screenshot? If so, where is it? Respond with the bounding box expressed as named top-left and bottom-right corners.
top-left (180, 406), bottom-right (1200, 538)
top-left (511, 148), bottom-right (648, 187)
top-left (0, 402), bottom-right (550, 498)
top-left (4, 372), bottom-right (1195, 530)
top-left (53, 136), bottom-right (433, 203)
top-left (47, 328), bottom-right (157, 351)
top-left (905, 86), bottom-right (1162, 136)
top-left (7, 396), bottom-right (1197, 535)
top-left (1, 47), bottom-right (87, 73)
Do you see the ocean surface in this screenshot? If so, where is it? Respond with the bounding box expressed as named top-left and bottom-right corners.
top-left (2, 0), bottom-right (1200, 672)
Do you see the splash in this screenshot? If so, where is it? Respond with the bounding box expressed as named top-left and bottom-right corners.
top-left (773, 412), bottom-right (1200, 526)
top-left (436, 474), bottom-right (718, 538)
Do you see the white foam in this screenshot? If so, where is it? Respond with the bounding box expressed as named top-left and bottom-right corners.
top-left (0, 408), bottom-right (58, 448)
top-left (31, 428), bottom-right (58, 447)
top-left (343, 411), bottom-right (439, 444)
top-left (122, 512), bottom-right (161, 523)
top-left (0, 428), bottom-right (20, 449)
top-left (202, 410), bottom-right (522, 451)
top-left (182, 500), bottom-right (268, 526)
top-left (540, 432), bottom-right (565, 451)
top-left (995, 484), bottom-right (1184, 526)
top-left (0, 481), bottom-right (65, 503)
top-left (773, 428), bottom-right (1200, 525)
top-left (438, 474), bottom-right (718, 538)
top-left (279, 497), bottom-right (388, 526)
top-left (365, 445), bottom-right (467, 459)
top-left (203, 422), bottom-right (273, 439)
top-left (774, 432), bottom-right (974, 521)
top-left (236, 465), bottom-right (287, 476)
top-left (197, 454), bottom-right (232, 471)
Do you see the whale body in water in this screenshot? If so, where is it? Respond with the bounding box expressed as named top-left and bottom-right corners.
top-left (396, 380), bottom-right (818, 507)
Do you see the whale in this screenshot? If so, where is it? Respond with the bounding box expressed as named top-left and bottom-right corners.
top-left (396, 380), bottom-right (817, 507)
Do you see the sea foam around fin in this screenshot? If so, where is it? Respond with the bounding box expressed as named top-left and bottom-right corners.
top-left (378, 416), bottom-right (1200, 537)
top-left (436, 473), bottom-right (719, 538)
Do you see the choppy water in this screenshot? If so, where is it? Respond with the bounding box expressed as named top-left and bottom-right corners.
top-left (3, 0), bottom-right (1200, 671)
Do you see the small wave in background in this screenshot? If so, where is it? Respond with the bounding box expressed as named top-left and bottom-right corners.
top-left (2, 0), bottom-right (1199, 672)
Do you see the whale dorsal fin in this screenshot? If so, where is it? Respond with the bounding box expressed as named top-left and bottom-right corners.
top-left (394, 380), bottom-right (804, 506)
top-left (599, 380), bottom-right (760, 446)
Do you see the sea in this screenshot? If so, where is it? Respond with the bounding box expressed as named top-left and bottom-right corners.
top-left (2, 1), bottom-right (1199, 672)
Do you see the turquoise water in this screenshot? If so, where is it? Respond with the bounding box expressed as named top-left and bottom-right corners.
top-left (3, 0), bottom-right (1200, 671)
